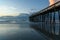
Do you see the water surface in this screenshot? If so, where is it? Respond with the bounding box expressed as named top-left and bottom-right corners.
top-left (0, 23), bottom-right (47, 40)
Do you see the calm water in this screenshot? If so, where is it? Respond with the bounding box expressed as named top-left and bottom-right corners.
top-left (0, 23), bottom-right (48, 40)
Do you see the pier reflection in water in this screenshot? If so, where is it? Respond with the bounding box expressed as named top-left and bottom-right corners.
top-left (0, 23), bottom-right (48, 40)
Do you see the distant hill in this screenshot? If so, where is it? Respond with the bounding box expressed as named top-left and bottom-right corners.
top-left (0, 13), bottom-right (30, 23)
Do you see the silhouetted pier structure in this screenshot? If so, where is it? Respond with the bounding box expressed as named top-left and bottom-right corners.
top-left (29, 1), bottom-right (60, 40)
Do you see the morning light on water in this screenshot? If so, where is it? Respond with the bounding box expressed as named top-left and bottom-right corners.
top-left (0, 0), bottom-right (60, 40)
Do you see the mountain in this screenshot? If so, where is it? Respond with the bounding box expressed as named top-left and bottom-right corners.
top-left (0, 13), bottom-right (30, 23)
top-left (16, 13), bottom-right (29, 23)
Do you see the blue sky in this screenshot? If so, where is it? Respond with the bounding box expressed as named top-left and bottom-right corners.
top-left (0, 0), bottom-right (49, 16)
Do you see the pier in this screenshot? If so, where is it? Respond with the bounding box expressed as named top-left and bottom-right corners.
top-left (29, 1), bottom-right (60, 40)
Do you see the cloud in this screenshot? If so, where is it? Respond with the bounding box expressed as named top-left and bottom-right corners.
top-left (49, 0), bottom-right (55, 5)
top-left (0, 6), bottom-right (20, 16)
top-left (49, 0), bottom-right (60, 5)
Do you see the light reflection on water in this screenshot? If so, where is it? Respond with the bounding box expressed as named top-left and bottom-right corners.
top-left (0, 24), bottom-right (20, 35)
top-left (0, 24), bottom-right (29, 36)
top-left (0, 23), bottom-right (47, 40)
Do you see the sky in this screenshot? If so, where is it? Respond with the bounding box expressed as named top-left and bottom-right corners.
top-left (0, 0), bottom-right (49, 16)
